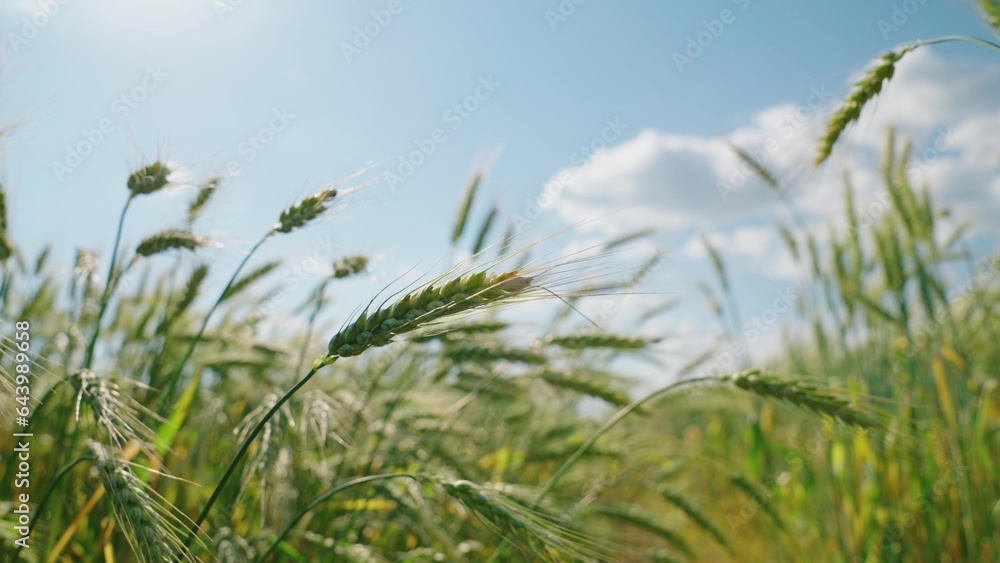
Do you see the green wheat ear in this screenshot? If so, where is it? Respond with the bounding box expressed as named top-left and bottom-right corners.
top-left (333, 254), bottom-right (369, 278)
top-left (273, 186), bottom-right (338, 234)
top-left (977, 0), bottom-right (1000, 37)
top-left (727, 370), bottom-right (880, 429)
top-left (128, 161), bottom-right (173, 196)
top-left (815, 46), bottom-right (915, 167)
top-left (135, 229), bottom-right (210, 258)
top-left (185, 176), bottom-right (220, 223)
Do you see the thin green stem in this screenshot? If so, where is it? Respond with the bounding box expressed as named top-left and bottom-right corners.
top-left (181, 361), bottom-right (327, 552)
top-left (918, 34), bottom-right (1000, 53)
top-left (157, 233), bottom-right (271, 414)
top-left (486, 376), bottom-right (714, 563)
top-left (254, 473), bottom-right (420, 562)
top-left (83, 196), bottom-right (133, 369)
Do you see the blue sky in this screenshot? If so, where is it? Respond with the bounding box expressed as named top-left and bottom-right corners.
top-left (3, 0), bottom-right (999, 383)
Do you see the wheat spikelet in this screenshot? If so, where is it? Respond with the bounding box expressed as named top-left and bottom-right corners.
top-left (273, 186), bottom-right (338, 233)
top-left (185, 176), bottom-right (220, 223)
top-left (135, 229), bottom-right (209, 258)
top-left (445, 345), bottom-right (547, 365)
top-left (333, 255), bottom-right (369, 278)
top-left (815, 46), bottom-right (915, 166)
top-left (451, 173), bottom-right (482, 244)
top-left (730, 143), bottom-right (780, 192)
top-left (325, 270), bottom-right (534, 362)
top-left (727, 370), bottom-right (878, 428)
top-left (127, 161), bottom-right (173, 196)
top-left (545, 334), bottom-right (658, 351)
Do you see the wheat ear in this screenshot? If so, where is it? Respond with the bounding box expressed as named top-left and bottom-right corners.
top-left (815, 47), bottom-right (914, 166)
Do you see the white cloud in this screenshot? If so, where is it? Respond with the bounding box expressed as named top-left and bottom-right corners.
top-left (550, 47), bottom-right (1000, 247)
